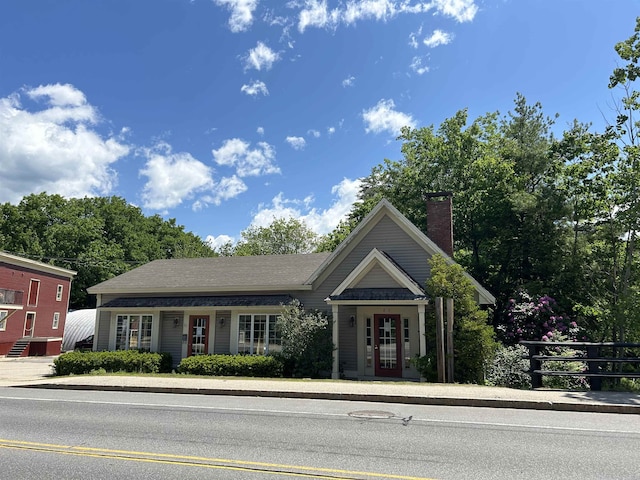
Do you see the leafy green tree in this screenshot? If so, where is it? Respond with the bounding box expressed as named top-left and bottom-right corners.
top-left (605, 16), bottom-right (640, 342)
top-left (232, 217), bottom-right (319, 256)
top-left (275, 299), bottom-right (333, 378)
top-left (425, 255), bottom-right (497, 384)
top-left (0, 193), bottom-right (215, 308)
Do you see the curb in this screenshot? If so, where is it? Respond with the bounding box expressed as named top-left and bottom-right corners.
top-left (20, 383), bottom-right (640, 415)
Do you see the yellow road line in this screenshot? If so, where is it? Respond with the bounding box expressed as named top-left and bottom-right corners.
top-left (0, 439), bottom-right (437, 480)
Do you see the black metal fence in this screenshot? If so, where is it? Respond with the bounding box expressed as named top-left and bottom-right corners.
top-left (520, 341), bottom-right (640, 391)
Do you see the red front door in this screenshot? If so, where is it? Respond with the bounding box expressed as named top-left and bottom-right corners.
top-left (374, 314), bottom-right (402, 377)
top-left (188, 315), bottom-right (209, 356)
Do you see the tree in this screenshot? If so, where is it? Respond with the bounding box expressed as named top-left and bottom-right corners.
top-left (232, 217), bottom-right (319, 256)
top-left (425, 255), bottom-right (497, 384)
top-left (0, 193), bottom-right (215, 308)
top-left (604, 16), bottom-right (640, 342)
top-left (276, 299), bottom-right (333, 378)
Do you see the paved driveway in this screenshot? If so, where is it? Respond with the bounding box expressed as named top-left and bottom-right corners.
top-left (0, 356), bottom-right (57, 386)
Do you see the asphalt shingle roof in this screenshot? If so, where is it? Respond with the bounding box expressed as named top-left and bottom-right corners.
top-left (88, 253), bottom-right (332, 293)
top-left (101, 295), bottom-right (294, 308)
top-left (328, 288), bottom-right (428, 301)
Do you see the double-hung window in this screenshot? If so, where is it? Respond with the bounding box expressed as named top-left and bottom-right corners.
top-left (115, 314), bottom-right (153, 351)
top-left (238, 314), bottom-right (281, 355)
top-left (0, 310), bottom-right (7, 331)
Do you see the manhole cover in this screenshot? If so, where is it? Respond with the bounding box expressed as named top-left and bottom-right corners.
top-left (348, 410), bottom-right (396, 419)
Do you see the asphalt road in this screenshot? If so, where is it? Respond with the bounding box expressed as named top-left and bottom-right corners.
top-left (1, 387), bottom-right (639, 480)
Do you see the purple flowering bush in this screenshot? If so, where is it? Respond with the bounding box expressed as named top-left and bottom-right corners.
top-left (498, 291), bottom-right (579, 346)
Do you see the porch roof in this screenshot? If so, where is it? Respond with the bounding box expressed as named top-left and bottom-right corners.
top-left (99, 294), bottom-right (294, 309)
top-left (327, 288), bottom-right (428, 302)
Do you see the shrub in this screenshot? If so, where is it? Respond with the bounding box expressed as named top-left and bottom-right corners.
top-left (276, 300), bottom-right (334, 378)
top-left (177, 354), bottom-right (283, 377)
top-left (426, 255), bottom-right (498, 384)
top-left (486, 344), bottom-right (532, 389)
top-left (498, 291), bottom-right (580, 345)
top-left (54, 350), bottom-right (172, 376)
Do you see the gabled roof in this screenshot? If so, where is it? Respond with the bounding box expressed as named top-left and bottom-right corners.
top-left (0, 251), bottom-right (76, 278)
top-left (87, 253), bottom-right (331, 295)
top-left (308, 199), bottom-right (495, 305)
top-left (329, 248), bottom-right (424, 297)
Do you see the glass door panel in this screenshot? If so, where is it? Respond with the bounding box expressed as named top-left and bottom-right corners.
top-left (188, 315), bottom-right (209, 356)
top-left (374, 314), bottom-right (402, 377)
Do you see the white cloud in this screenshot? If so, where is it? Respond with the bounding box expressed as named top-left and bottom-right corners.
top-left (409, 56), bottom-right (429, 75)
top-left (243, 41), bottom-right (280, 71)
top-left (0, 84), bottom-right (130, 204)
top-left (213, 0), bottom-right (259, 32)
top-left (212, 138), bottom-right (280, 177)
top-left (257, 126), bottom-right (265, 135)
top-left (343, 0), bottom-right (398, 24)
top-left (362, 99), bottom-right (415, 135)
top-left (423, 29), bottom-right (453, 47)
top-left (295, 0), bottom-right (478, 32)
top-left (297, 0), bottom-right (340, 32)
top-left (205, 233), bottom-right (235, 250)
top-left (432, 0), bottom-right (478, 23)
top-left (27, 83), bottom-right (88, 107)
top-left (241, 80), bottom-right (269, 96)
top-left (408, 25), bottom-right (422, 49)
top-left (139, 143), bottom-right (214, 210)
top-left (249, 177), bottom-right (362, 234)
top-left (327, 126), bottom-right (336, 135)
top-left (193, 175), bottom-right (248, 211)
top-left (342, 75), bottom-right (355, 87)
top-left (307, 129), bottom-right (321, 138)
top-left (286, 136), bottom-right (306, 150)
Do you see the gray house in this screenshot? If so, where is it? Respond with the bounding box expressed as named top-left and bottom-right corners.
top-left (87, 198), bottom-right (494, 380)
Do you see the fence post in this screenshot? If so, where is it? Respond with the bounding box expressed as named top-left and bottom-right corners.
top-left (528, 343), bottom-right (542, 389)
top-left (586, 345), bottom-right (602, 391)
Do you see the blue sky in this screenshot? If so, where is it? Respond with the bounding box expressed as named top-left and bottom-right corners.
top-left (0, 1), bottom-right (638, 248)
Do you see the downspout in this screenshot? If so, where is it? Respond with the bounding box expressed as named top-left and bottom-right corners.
top-left (331, 304), bottom-right (339, 379)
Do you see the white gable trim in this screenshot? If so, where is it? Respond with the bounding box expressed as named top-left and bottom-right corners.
top-left (307, 199), bottom-right (495, 305)
top-left (330, 248), bottom-right (424, 296)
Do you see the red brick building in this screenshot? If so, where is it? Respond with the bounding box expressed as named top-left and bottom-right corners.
top-left (0, 252), bottom-right (76, 356)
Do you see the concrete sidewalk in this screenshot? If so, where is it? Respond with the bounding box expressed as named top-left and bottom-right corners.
top-left (1, 356), bottom-right (639, 414)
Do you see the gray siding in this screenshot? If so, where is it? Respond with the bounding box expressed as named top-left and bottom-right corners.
top-left (159, 311), bottom-right (184, 367)
top-left (355, 264), bottom-right (401, 289)
top-left (96, 310), bottom-right (111, 350)
top-left (304, 214), bottom-right (431, 311)
top-left (338, 306), bottom-right (357, 373)
top-left (214, 310), bottom-right (231, 354)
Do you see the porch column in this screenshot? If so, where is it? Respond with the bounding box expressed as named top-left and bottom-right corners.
top-left (331, 305), bottom-right (339, 379)
top-left (418, 303), bottom-right (426, 356)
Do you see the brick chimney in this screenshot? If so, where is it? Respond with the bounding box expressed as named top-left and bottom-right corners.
top-left (426, 192), bottom-right (454, 257)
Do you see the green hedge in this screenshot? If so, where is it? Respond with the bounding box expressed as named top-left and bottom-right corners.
top-left (177, 354), bottom-right (283, 377)
top-left (54, 350), bottom-right (172, 376)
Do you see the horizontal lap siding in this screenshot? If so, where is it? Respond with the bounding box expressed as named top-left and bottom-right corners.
top-left (96, 310), bottom-right (111, 350)
top-left (214, 310), bottom-right (231, 354)
top-left (338, 306), bottom-right (357, 372)
top-left (159, 312), bottom-right (184, 366)
top-left (355, 264), bottom-right (400, 288)
top-left (306, 215), bottom-right (431, 311)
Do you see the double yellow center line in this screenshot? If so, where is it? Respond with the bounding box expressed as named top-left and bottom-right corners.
top-left (0, 438), bottom-right (437, 480)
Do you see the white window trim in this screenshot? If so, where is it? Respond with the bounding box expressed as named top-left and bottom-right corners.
top-left (0, 310), bottom-right (7, 331)
top-left (236, 312), bottom-right (282, 356)
top-left (109, 313), bottom-right (156, 351)
top-left (52, 312), bottom-right (60, 330)
top-left (56, 285), bottom-right (64, 302)
top-left (27, 279), bottom-right (40, 307)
